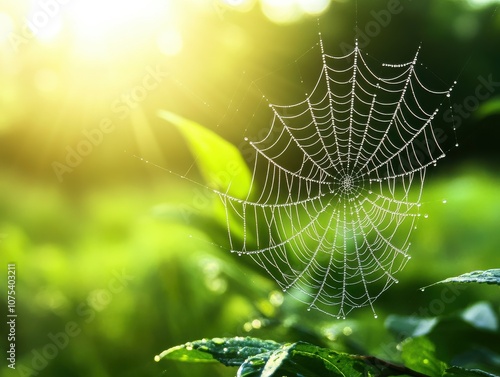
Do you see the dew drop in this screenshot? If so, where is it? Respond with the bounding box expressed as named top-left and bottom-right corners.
top-left (307, 308), bottom-right (311, 312)
top-left (420, 288), bottom-right (425, 292)
top-left (442, 199), bottom-right (447, 204)
top-left (374, 314), bottom-right (378, 319)
top-left (424, 214), bottom-right (429, 219)
top-left (213, 337), bottom-right (225, 345)
top-left (455, 143), bottom-right (459, 147)
top-left (244, 137), bottom-right (249, 141)
top-left (446, 93), bottom-right (450, 98)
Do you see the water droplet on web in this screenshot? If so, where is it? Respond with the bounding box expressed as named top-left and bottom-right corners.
top-left (424, 214), bottom-right (429, 219)
top-left (420, 288), bottom-right (425, 292)
top-left (442, 199), bottom-right (447, 204)
top-left (212, 38), bottom-right (454, 319)
top-left (374, 314), bottom-right (378, 319)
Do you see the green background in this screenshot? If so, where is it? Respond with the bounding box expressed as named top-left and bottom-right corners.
top-left (1, 0), bottom-right (499, 376)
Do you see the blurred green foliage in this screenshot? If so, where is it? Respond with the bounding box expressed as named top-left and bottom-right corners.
top-left (1, 0), bottom-right (500, 377)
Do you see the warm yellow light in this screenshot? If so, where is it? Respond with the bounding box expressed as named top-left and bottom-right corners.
top-left (260, 0), bottom-right (331, 24)
top-left (261, 0), bottom-right (302, 24)
top-left (66, 0), bottom-right (173, 57)
top-left (0, 12), bottom-right (15, 44)
top-left (297, 0), bottom-right (330, 15)
top-left (157, 28), bottom-right (183, 56)
top-left (218, 0), bottom-right (256, 12)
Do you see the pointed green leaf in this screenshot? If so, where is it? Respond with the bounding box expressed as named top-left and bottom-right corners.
top-left (444, 366), bottom-right (499, 377)
top-left (155, 337), bottom-right (280, 366)
top-left (158, 110), bottom-right (252, 198)
top-left (238, 341), bottom-right (433, 377)
top-left (158, 337), bottom-right (433, 377)
top-left (421, 269), bottom-right (500, 290)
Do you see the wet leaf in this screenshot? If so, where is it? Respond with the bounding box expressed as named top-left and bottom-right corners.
top-left (155, 337), bottom-right (280, 366)
top-left (158, 337), bottom-right (435, 377)
top-left (421, 269), bottom-right (500, 290)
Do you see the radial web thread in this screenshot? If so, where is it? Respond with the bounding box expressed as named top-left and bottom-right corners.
top-left (218, 36), bottom-right (456, 319)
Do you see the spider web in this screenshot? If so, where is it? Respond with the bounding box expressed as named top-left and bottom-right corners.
top-left (217, 35), bottom-right (456, 319)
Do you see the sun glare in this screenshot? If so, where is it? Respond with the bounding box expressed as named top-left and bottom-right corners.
top-left (66, 0), bottom-right (175, 57)
top-left (260, 0), bottom-right (331, 24)
top-left (0, 12), bottom-right (15, 44)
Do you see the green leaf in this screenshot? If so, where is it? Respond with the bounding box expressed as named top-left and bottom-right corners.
top-left (461, 302), bottom-right (498, 332)
top-left (158, 337), bottom-right (433, 377)
top-left (477, 97), bottom-right (500, 119)
top-left (421, 269), bottom-right (500, 290)
top-left (158, 110), bottom-right (252, 198)
top-left (238, 342), bottom-right (378, 377)
top-left (385, 315), bottom-right (439, 337)
top-left (154, 337), bottom-right (280, 366)
top-left (401, 337), bottom-right (447, 377)
top-left (444, 366), bottom-right (500, 377)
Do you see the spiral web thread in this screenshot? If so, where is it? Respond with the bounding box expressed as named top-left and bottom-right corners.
top-left (218, 35), bottom-right (456, 319)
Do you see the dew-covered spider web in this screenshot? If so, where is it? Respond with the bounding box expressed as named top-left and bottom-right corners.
top-left (217, 35), bottom-right (457, 319)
